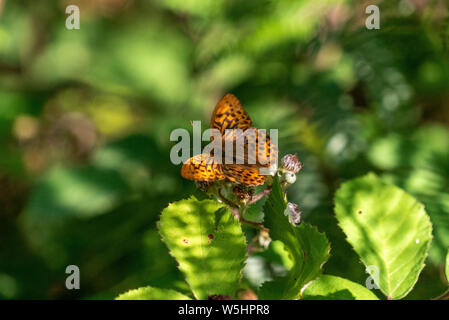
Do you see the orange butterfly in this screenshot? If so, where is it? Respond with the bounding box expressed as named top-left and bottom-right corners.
top-left (181, 94), bottom-right (278, 186)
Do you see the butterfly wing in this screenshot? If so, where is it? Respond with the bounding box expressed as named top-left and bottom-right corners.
top-left (223, 164), bottom-right (267, 186)
top-left (211, 93), bottom-right (252, 134)
top-left (259, 129), bottom-right (278, 167)
top-left (183, 94), bottom-right (277, 186)
top-left (181, 154), bottom-right (225, 182)
top-left (228, 128), bottom-right (278, 168)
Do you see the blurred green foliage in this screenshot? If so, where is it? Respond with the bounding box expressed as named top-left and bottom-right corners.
top-left (0, 0), bottom-right (448, 299)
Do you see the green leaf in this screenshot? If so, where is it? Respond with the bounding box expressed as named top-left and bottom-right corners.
top-left (259, 177), bottom-right (330, 300)
top-left (334, 173), bottom-right (432, 300)
top-left (368, 127), bottom-right (449, 265)
top-left (116, 286), bottom-right (192, 300)
top-left (25, 164), bottom-right (128, 219)
top-left (157, 197), bottom-right (246, 300)
top-left (302, 275), bottom-right (379, 300)
top-left (444, 251), bottom-right (449, 282)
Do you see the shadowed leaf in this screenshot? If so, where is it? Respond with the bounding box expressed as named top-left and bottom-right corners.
top-left (259, 177), bottom-right (330, 299)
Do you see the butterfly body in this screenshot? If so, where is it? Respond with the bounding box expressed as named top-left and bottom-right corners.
top-left (181, 94), bottom-right (277, 186)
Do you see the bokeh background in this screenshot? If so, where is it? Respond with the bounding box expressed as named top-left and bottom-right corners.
top-left (0, 0), bottom-right (448, 299)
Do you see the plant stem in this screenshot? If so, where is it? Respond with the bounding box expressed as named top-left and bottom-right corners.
top-left (217, 189), bottom-right (238, 208)
top-left (217, 189), bottom-right (241, 219)
top-left (217, 188), bottom-right (268, 230)
top-left (240, 217), bottom-right (264, 229)
top-left (248, 186), bottom-right (272, 205)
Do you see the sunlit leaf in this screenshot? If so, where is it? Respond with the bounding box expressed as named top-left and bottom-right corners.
top-left (116, 286), bottom-right (192, 300)
top-left (444, 251), bottom-right (449, 282)
top-left (368, 127), bottom-right (449, 264)
top-left (334, 173), bottom-right (432, 299)
top-left (302, 275), bottom-right (379, 300)
top-left (158, 197), bottom-right (246, 300)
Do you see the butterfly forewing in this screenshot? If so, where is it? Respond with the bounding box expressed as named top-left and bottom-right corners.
top-left (211, 94), bottom-right (252, 134)
top-left (181, 154), bottom-right (225, 182)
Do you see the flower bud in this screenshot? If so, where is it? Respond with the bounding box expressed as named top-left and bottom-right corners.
top-left (258, 228), bottom-right (271, 248)
top-left (284, 202), bottom-right (301, 225)
top-left (195, 180), bottom-right (214, 192)
top-left (232, 185), bottom-right (254, 200)
top-left (281, 154), bottom-right (302, 174)
top-left (237, 289), bottom-right (258, 300)
top-left (282, 171), bottom-right (296, 184)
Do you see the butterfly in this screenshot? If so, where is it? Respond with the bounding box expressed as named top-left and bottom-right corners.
top-left (181, 94), bottom-right (278, 186)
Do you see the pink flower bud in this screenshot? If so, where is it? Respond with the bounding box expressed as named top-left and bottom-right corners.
top-left (284, 202), bottom-right (301, 225)
top-left (281, 154), bottom-right (302, 174)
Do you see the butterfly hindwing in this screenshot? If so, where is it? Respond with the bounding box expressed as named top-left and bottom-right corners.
top-left (222, 164), bottom-right (267, 186)
top-left (181, 154), bottom-right (225, 182)
top-left (211, 94), bottom-right (252, 134)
